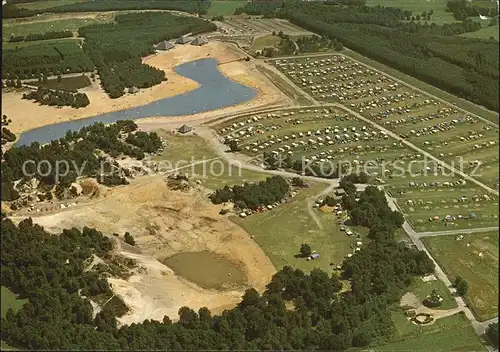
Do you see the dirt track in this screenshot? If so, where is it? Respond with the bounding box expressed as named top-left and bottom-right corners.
top-left (14, 176), bottom-right (276, 325)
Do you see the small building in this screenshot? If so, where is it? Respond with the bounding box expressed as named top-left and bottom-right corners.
top-left (129, 86), bottom-right (139, 94)
top-left (191, 36), bottom-right (208, 46)
top-left (176, 35), bottom-right (192, 44)
top-left (156, 40), bottom-right (174, 51)
top-left (178, 124), bottom-right (192, 134)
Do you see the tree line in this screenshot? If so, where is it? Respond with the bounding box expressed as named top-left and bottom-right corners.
top-left (9, 30), bottom-right (73, 43)
top-left (78, 12), bottom-right (215, 98)
top-left (1, 181), bottom-right (436, 350)
top-left (1, 120), bottom-right (162, 201)
top-left (22, 86), bottom-right (90, 108)
top-left (210, 175), bottom-right (290, 210)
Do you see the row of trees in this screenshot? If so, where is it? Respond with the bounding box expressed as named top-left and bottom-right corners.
top-left (9, 30), bottom-right (73, 43)
top-left (78, 12), bottom-right (215, 98)
top-left (1, 179), bottom-right (436, 350)
top-left (22, 86), bottom-right (90, 108)
top-left (210, 175), bottom-right (290, 210)
top-left (1, 120), bottom-right (162, 201)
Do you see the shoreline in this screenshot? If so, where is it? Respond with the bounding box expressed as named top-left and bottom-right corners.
top-left (4, 41), bottom-right (288, 140)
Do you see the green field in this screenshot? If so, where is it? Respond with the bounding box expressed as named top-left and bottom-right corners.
top-left (249, 34), bottom-right (281, 53)
top-left (423, 232), bottom-right (499, 322)
top-left (365, 0), bottom-right (458, 24)
top-left (2, 18), bottom-right (98, 40)
top-left (2, 37), bottom-right (82, 49)
top-left (461, 24), bottom-right (500, 41)
top-left (377, 311), bottom-right (487, 351)
top-left (207, 1), bottom-right (247, 16)
top-left (28, 74), bottom-right (92, 91)
top-left (1, 286), bottom-right (27, 318)
top-left (233, 182), bottom-right (369, 273)
top-left (13, 0), bottom-right (88, 10)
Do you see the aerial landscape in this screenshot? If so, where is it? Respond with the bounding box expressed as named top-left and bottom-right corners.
top-left (0, 0), bottom-right (498, 350)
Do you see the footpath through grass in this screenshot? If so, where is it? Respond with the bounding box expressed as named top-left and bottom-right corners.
top-left (423, 232), bottom-right (499, 322)
top-left (153, 131), bottom-right (269, 190)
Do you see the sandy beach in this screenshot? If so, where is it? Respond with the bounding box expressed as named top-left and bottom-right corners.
top-left (2, 41), bottom-right (289, 136)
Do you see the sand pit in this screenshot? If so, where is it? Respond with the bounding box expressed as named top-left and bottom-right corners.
top-left (2, 41), bottom-right (288, 136)
top-left (13, 176), bottom-right (276, 325)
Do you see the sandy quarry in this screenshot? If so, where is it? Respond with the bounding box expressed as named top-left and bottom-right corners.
top-left (2, 41), bottom-right (288, 135)
top-left (12, 176), bottom-right (276, 325)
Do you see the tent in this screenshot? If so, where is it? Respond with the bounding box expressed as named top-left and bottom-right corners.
top-left (178, 124), bottom-right (192, 134)
top-left (156, 41), bottom-right (174, 51)
top-left (191, 36), bottom-right (208, 46)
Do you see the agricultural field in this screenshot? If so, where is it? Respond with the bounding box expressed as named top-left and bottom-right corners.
top-left (271, 55), bottom-right (499, 189)
top-left (365, 0), bottom-right (457, 24)
top-left (215, 105), bottom-right (499, 231)
top-left (207, 1), bottom-right (247, 17)
top-left (423, 232), bottom-right (499, 322)
top-left (378, 311), bottom-right (487, 351)
top-left (11, 0), bottom-right (88, 10)
top-left (232, 182), bottom-right (370, 273)
top-left (153, 131), bottom-right (269, 190)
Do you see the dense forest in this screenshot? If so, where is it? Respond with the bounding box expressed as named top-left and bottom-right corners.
top-left (9, 30), bottom-right (73, 43)
top-left (1, 120), bottom-right (162, 201)
top-left (2, 0), bottom-right (210, 18)
top-left (2, 41), bottom-right (95, 80)
top-left (237, 1), bottom-right (499, 112)
top-left (1, 183), bottom-right (435, 350)
top-left (210, 175), bottom-right (289, 209)
top-left (78, 12), bottom-right (215, 98)
top-left (22, 86), bottom-right (90, 108)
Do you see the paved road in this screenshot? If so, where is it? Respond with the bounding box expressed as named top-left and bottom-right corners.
top-left (417, 227), bottom-right (499, 237)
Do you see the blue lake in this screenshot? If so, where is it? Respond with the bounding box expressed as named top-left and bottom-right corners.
top-left (16, 58), bottom-right (257, 146)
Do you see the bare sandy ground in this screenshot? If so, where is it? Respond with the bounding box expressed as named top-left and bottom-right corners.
top-left (12, 176), bottom-right (276, 325)
top-left (400, 292), bottom-right (463, 323)
top-left (2, 41), bottom-right (288, 135)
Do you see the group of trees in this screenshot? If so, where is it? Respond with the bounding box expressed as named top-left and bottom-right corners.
top-left (2, 41), bottom-right (95, 80)
top-left (22, 86), bottom-right (90, 108)
top-left (1, 120), bottom-right (162, 201)
top-left (238, 1), bottom-right (498, 112)
top-left (78, 12), bottom-right (215, 98)
top-left (453, 275), bottom-right (469, 296)
top-left (2, 176), bottom-right (437, 350)
top-left (9, 30), bottom-right (73, 43)
top-left (210, 175), bottom-right (290, 210)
